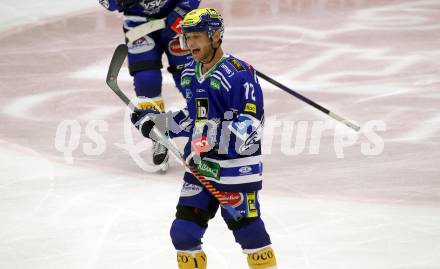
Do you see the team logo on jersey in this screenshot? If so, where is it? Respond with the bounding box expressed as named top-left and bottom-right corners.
top-left (210, 78), bottom-right (221, 91)
top-left (127, 36), bottom-right (155, 54)
top-left (168, 39), bottom-right (190, 56)
top-left (228, 58), bottom-right (245, 72)
top-left (196, 98), bottom-right (208, 120)
top-left (140, 0), bottom-right (166, 15)
top-left (244, 103), bottom-right (257, 114)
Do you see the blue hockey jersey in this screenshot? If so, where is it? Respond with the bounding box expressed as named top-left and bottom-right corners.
top-left (99, 0), bottom-right (199, 18)
top-left (169, 54), bottom-right (265, 192)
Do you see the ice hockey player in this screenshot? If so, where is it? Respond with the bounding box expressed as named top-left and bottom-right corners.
top-left (130, 7), bottom-right (277, 269)
top-left (99, 0), bottom-right (201, 169)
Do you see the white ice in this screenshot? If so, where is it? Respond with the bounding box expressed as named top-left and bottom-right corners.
top-left (1, 1), bottom-right (440, 269)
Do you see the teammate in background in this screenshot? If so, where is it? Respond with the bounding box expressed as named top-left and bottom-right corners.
top-left (99, 0), bottom-right (201, 169)
top-left (131, 8), bottom-right (277, 269)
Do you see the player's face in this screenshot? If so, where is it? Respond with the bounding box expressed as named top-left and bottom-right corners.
top-left (184, 32), bottom-right (214, 62)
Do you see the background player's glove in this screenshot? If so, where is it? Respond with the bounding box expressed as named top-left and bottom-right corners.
top-left (131, 108), bottom-right (160, 139)
top-left (117, 0), bottom-right (140, 9)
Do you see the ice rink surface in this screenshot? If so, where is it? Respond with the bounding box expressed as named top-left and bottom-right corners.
top-left (1, 0), bottom-right (440, 268)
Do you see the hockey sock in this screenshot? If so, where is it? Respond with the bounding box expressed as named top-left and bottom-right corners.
top-left (177, 250), bottom-right (207, 269)
top-left (245, 246), bottom-right (277, 269)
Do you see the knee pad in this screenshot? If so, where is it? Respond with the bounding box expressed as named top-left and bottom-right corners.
top-left (132, 69), bottom-right (162, 99)
top-left (177, 250), bottom-right (207, 269)
top-left (175, 206), bottom-right (212, 228)
top-left (245, 246), bottom-right (277, 269)
top-left (232, 217), bottom-right (272, 250)
top-left (170, 219), bottom-right (206, 250)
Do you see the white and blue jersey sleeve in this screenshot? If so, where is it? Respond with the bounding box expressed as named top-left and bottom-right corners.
top-left (220, 59), bottom-right (264, 158)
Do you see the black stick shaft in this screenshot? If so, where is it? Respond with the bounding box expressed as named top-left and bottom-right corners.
top-left (255, 70), bottom-right (360, 132)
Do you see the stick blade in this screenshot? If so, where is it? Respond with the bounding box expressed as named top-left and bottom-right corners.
top-left (106, 44), bottom-right (128, 87)
top-left (105, 44), bottom-right (135, 109)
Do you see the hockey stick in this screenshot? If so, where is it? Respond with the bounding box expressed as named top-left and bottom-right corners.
top-left (106, 44), bottom-right (242, 221)
top-left (255, 70), bottom-right (361, 132)
top-left (125, 19), bottom-right (166, 42)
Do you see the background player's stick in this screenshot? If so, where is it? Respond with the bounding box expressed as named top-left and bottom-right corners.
top-left (125, 19), bottom-right (166, 42)
top-left (106, 44), bottom-right (242, 221)
top-left (255, 70), bottom-right (360, 132)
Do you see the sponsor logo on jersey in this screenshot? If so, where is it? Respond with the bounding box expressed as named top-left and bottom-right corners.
top-left (99, 0), bottom-right (110, 8)
top-left (170, 17), bottom-right (183, 34)
top-left (246, 192), bottom-right (258, 218)
top-left (128, 36), bottom-right (155, 54)
top-left (168, 39), bottom-right (190, 56)
top-left (231, 118), bottom-right (252, 136)
top-left (185, 88), bottom-right (192, 101)
top-left (193, 121), bottom-right (205, 135)
top-left (239, 166), bottom-right (253, 175)
top-left (244, 103), bottom-right (257, 114)
top-left (191, 136), bottom-right (212, 155)
top-left (197, 160), bottom-right (220, 180)
top-left (219, 192), bottom-right (244, 208)
top-left (180, 183), bottom-right (203, 197)
top-left (220, 64), bottom-right (233, 77)
top-left (210, 78), bottom-right (221, 91)
top-left (228, 58), bottom-right (245, 72)
top-left (181, 76), bottom-right (192, 88)
top-left (196, 98), bottom-right (208, 120)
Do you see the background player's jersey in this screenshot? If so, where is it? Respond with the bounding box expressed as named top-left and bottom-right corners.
top-left (171, 55), bottom-right (265, 192)
top-left (99, 0), bottom-right (200, 18)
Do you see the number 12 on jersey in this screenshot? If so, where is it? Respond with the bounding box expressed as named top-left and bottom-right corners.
top-left (244, 82), bottom-right (256, 101)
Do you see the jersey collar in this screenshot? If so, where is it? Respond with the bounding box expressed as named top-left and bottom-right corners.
top-left (195, 54), bottom-right (229, 83)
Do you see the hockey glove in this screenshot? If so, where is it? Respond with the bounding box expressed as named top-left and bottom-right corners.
top-left (131, 108), bottom-right (172, 141)
top-left (131, 108), bottom-right (159, 139)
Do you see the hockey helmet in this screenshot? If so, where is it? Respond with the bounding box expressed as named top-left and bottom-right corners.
top-left (181, 8), bottom-right (224, 39)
